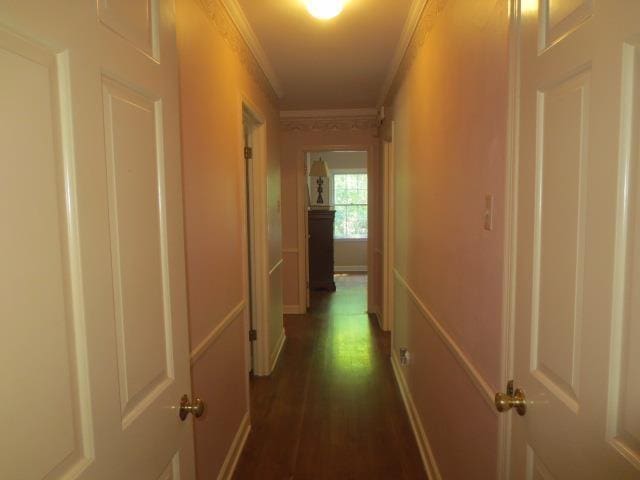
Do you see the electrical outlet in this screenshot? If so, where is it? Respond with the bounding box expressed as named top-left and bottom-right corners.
top-left (399, 347), bottom-right (410, 366)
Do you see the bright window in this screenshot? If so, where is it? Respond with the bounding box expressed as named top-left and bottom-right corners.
top-left (332, 173), bottom-right (368, 239)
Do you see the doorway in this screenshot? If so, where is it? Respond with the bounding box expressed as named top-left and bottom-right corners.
top-left (241, 103), bottom-right (270, 376)
top-left (305, 150), bottom-right (369, 307)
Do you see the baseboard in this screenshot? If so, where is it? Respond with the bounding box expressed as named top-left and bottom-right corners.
top-left (390, 352), bottom-right (442, 480)
top-left (269, 329), bottom-right (286, 374)
top-left (335, 265), bottom-right (368, 273)
top-left (283, 305), bottom-right (305, 315)
top-left (216, 411), bottom-right (251, 480)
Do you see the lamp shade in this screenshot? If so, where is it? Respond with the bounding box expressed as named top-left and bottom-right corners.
top-left (309, 159), bottom-right (330, 177)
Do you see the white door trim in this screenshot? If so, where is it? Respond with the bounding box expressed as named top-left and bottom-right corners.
top-left (498, 1), bottom-right (520, 478)
top-left (382, 124), bottom-right (395, 333)
top-left (240, 97), bottom-right (270, 376)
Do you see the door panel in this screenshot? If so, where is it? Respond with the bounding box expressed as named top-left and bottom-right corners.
top-left (0, 28), bottom-right (93, 480)
top-left (541, 0), bottom-right (592, 50)
top-left (102, 77), bottom-right (175, 427)
top-left (0, 1), bottom-right (195, 478)
top-left (532, 68), bottom-right (590, 412)
top-left (512, 0), bottom-right (640, 478)
top-left (98, 0), bottom-right (159, 59)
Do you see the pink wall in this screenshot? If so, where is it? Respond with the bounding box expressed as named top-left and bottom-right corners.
top-left (280, 118), bottom-right (382, 315)
top-left (176, 0), bottom-right (282, 477)
top-left (387, 0), bottom-right (509, 477)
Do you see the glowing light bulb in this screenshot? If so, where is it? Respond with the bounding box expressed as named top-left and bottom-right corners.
top-left (305, 0), bottom-right (346, 20)
top-left (521, 0), bottom-right (538, 15)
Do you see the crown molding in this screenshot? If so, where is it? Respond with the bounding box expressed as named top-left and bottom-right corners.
top-left (281, 114), bottom-right (379, 133)
top-left (194, 0), bottom-right (280, 105)
top-left (280, 108), bottom-right (378, 119)
top-left (378, 0), bottom-right (428, 106)
top-left (219, 0), bottom-right (284, 98)
top-left (381, 0), bottom-right (449, 107)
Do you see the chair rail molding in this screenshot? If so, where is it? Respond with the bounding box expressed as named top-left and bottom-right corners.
top-left (269, 329), bottom-right (286, 374)
top-left (268, 258), bottom-right (284, 276)
top-left (190, 299), bottom-right (247, 365)
top-left (394, 270), bottom-right (497, 412)
top-left (283, 305), bottom-right (305, 315)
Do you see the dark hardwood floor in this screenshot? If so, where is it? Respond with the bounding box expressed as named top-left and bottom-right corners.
top-left (233, 274), bottom-right (426, 480)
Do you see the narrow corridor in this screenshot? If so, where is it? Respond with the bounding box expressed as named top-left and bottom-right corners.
top-left (234, 274), bottom-right (426, 479)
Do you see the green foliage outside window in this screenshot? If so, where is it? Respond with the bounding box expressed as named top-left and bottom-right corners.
top-left (333, 173), bottom-right (367, 239)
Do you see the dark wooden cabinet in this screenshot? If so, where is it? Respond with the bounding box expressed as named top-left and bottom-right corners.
top-left (308, 209), bottom-right (336, 291)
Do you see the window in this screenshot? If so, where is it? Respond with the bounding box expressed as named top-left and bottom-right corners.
top-left (332, 173), bottom-right (367, 239)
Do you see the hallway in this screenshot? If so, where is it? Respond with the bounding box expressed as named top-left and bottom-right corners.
top-left (6, 1), bottom-right (640, 478)
top-left (234, 274), bottom-right (425, 479)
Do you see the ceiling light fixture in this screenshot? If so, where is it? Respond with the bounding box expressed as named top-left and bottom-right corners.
top-left (304, 0), bottom-right (346, 20)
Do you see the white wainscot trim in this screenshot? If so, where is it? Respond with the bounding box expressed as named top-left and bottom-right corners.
top-left (190, 300), bottom-right (246, 365)
top-left (395, 270), bottom-right (497, 412)
top-left (335, 265), bottom-right (368, 273)
top-left (283, 305), bottom-right (306, 315)
top-left (268, 258), bottom-right (283, 276)
top-left (269, 328), bottom-right (286, 374)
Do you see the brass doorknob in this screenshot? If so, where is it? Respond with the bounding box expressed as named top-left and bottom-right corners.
top-left (495, 381), bottom-right (527, 416)
top-left (179, 394), bottom-right (205, 421)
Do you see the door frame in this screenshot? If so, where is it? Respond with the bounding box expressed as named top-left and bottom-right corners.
top-left (239, 97), bottom-right (270, 376)
top-left (382, 122), bottom-right (395, 334)
top-left (296, 144), bottom-right (375, 314)
top-left (498, 0), bottom-right (522, 478)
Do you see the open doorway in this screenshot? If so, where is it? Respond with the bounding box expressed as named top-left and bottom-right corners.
top-left (243, 111), bottom-right (257, 374)
top-left (305, 150), bottom-right (369, 305)
top-left (241, 103), bottom-right (271, 376)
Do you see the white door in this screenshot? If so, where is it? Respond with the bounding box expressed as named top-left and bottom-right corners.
top-left (509, 0), bottom-right (640, 478)
top-left (0, 1), bottom-right (196, 479)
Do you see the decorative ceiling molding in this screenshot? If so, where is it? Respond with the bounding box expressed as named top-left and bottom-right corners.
top-left (280, 108), bottom-right (378, 119)
top-left (219, 0), bottom-right (284, 98)
top-left (281, 114), bottom-right (379, 134)
top-left (377, 0), bottom-right (428, 107)
top-left (195, 0), bottom-right (280, 105)
top-left (383, 0), bottom-right (449, 106)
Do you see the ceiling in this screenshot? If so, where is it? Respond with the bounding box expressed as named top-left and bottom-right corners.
top-left (233, 0), bottom-right (415, 110)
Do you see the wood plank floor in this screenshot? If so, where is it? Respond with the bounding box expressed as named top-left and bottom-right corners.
top-left (233, 274), bottom-right (426, 480)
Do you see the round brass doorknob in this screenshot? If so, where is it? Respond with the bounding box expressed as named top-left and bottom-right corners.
top-left (179, 394), bottom-right (205, 421)
top-left (495, 386), bottom-right (527, 416)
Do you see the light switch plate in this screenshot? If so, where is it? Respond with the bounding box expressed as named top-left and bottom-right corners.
top-left (484, 194), bottom-right (494, 231)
